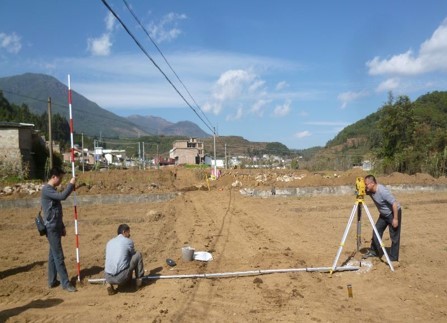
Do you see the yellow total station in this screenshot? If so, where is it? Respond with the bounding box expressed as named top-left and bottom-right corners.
top-left (355, 177), bottom-right (365, 201)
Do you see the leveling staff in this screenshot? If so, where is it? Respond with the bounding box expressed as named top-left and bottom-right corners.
top-left (363, 175), bottom-right (402, 262)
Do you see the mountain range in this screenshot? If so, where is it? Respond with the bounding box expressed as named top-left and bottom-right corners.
top-left (0, 73), bottom-right (210, 139)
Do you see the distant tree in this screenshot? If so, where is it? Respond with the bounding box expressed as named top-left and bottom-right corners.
top-left (290, 159), bottom-right (299, 170)
top-left (39, 112), bottom-right (70, 150)
top-left (377, 95), bottom-right (415, 172)
top-left (265, 142), bottom-right (290, 156)
top-left (0, 91), bottom-right (14, 119)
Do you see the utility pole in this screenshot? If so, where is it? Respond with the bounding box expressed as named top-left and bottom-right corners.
top-left (157, 144), bottom-right (159, 170)
top-left (138, 142), bottom-right (141, 169)
top-left (224, 143), bottom-right (227, 169)
top-left (93, 139), bottom-right (97, 170)
top-left (142, 141), bottom-right (145, 170)
top-left (213, 127), bottom-right (217, 176)
top-left (81, 133), bottom-right (84, 173)
top-left (47, 97), bottom-right (53, 170)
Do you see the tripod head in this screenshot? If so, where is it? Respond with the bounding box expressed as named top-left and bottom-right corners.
top-left (355, 177), bottom-right (366, 201)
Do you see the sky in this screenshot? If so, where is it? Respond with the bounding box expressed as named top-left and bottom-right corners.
top-left (1, 1), bottom-right (447, 149)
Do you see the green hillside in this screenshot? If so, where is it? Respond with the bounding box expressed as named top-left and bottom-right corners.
top-left (312, 91), bottom-right (447, 176)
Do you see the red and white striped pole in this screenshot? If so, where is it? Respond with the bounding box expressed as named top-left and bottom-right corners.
top-left (68, 74), bottom-right (81, 282)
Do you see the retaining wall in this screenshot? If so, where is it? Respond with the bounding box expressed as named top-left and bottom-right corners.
top-left (0, 192), bottom-right (178, 209)
top-left (239, 184), bottom-right (447, 197)
top-left (2, 184), bottom-right (446, 209)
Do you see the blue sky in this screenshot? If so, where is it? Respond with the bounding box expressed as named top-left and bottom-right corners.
top-left (1, 1), bottom-right (447, 149)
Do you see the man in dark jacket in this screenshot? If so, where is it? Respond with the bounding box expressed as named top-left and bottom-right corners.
top-left (41, 167), bottom-right (77, 292)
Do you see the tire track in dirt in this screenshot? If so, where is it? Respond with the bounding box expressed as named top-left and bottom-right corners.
top-left (168, 189), bottom-right (238, 321)
top-left (168, 189), bottom-right (315, 321)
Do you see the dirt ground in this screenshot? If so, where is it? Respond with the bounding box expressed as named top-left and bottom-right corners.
top-left (1, 168), bottom-right (447, 322)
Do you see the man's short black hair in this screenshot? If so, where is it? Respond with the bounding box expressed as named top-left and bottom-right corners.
top-left (117, 224), bottom-right (130, 235)
top-left (365, 174), bottom-right (377, 183)
top-left (49, 167), bottom-right (66, 177)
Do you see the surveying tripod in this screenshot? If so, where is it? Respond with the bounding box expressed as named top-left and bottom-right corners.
top-left (329, 177), bottom-right (394, 276)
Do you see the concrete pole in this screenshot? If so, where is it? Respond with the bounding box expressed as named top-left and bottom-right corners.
top-left (81, 133), bottom-right (84, 173)
top-left (47, 97), bottom-right (53, 170)
top-left (138, 142), bottom-right (141, 169)
top-left (213, 127), bottom-right (217, 176)
top-left (224, 143), bottom-right (227, 169)
top-left (142, 141), bottom-right (145, 170)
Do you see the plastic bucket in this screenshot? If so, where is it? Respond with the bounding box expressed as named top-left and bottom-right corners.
top-left (182, 246), bottom-right (195, 261)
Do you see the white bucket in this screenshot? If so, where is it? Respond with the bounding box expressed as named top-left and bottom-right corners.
top-left (182, 246), bottom-right (195, 261)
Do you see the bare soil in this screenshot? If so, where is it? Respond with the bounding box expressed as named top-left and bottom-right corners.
top-left (1, 168), bottom-right (447, 322)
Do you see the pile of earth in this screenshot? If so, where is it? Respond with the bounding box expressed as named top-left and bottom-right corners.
top-left (1, 167), bottom-right (446, 199)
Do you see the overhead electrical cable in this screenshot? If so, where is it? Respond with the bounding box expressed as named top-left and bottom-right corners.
top-left (0, 89), bottom-right (141, 127)
top-left (101, 0), bottom-right (215, 135)
top-left (122, 0), bottom-right (214, 132)
top-left (0, 89), bottom-right (67, 109)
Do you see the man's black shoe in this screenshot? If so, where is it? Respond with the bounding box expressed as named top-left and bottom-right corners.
top-left (362, 250), bottom-right (377, 259)
top-left (63, 284), bottom-right (77, 292)
top-left (49, 280), bottom-right (60, 288)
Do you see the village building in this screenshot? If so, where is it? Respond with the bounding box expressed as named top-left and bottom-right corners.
top-left (0, 122), bottom-right (40, 178)
top-left (169, 138), bottom-right (205, 165)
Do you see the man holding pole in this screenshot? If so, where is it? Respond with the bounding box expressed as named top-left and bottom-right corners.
top-left (363, 174), bottom-right (402, 262)
top-left (41, 167), bottom-right (77, 292)
top-left (104, 224), bottom-right (145, 295)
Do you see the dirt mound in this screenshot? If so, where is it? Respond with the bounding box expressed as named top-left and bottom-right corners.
top-left (1, 168), bottom-right (447, 199)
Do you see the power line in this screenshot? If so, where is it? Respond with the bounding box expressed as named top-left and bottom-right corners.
top-left (122, 0), bottom-right (214, 132)
top-left (1, 89), bottom-right (67, 109)
top-left (101, 0), bottom-right (215, 135)
top-left (1, 88), bottom-right (156, 134)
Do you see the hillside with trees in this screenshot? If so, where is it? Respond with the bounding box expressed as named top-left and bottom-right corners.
top-left (0, 91), bottom-right (70, 146)
top-left (2, 86), bottom-right (446, 178)
top-left (313, 91), bottom-right (447, 177)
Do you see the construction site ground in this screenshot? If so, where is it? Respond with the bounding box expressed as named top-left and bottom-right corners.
top-left (1, 168), bottom-right (446, 322)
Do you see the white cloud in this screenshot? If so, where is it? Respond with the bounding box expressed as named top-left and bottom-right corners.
top-left (105, 12), bottom-right (116, 32)
top-left (273, 100), bottom-right (291, 117)
top-left (337, 90), bottom-right (368, 109)
top-left (250, 99), bottom-right (270, 117)
top-left (24, 51), bottom-right (301, 113)
top-left (249, 79), bottom-right (266, 93)
top-left (148, 12), bottom-right (187, 43)
top-left (367, 18), bottom-right (447, 75)
top-left (275, 81), bottom-right (289, 91)
top-left (226, 107), bottom-right (244, 121)
top-left (87, 34), bottom-right (112, 56)
top-left (0, 32), bottom-right (22, 54)
top-left (295, 131), bottom-right (311, 139)
top-left (87, 13), bottom-right (116, 56)
top-left (76, 82), bottom-right (184, 108)
top-left (213, 69), bottom-right (258, 101)
top-left (202, 101), bottom-right (222, 115)
top-left (203, 69), bottom-right (271, 116)
top-left (376, 78), bottom-right (400, 92)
